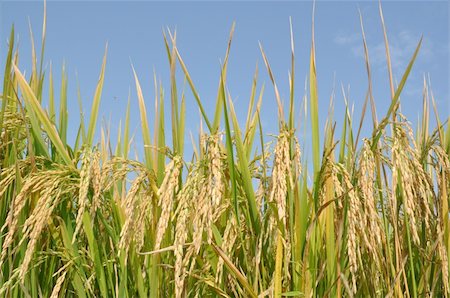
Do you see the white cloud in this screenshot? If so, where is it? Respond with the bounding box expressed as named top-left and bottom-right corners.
top-left (334, 32), bottom-right (360, 46)
top-left (335, 30), bottom-right (434, 76)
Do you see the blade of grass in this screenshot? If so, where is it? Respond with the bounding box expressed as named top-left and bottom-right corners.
top-left (82, 213), bottom-right (108, 298)
top-left (179, 88), bottom-right (186, 156)
top-left (227, 93), bottom-right (260, 234)
top-left (75, 74), bottom-right (87, 150)
top-left (371, 36), bottom-right (422, 148)
top-left (259, 43), bottom-right (284, 125)
top-left (221, 70), bottom-right (239, 225)
top-left (13, 64), bottom-right (72, 166)
top-left (354, 10), bottom-right (376, 149)
top-left (244, 85), bottom-right (264, 160)
top-left (48, 62), bottom-right (55, 124)
top-left (167, 29), bottom-right (180, 154)
top-left (379, 0), bottom-right (395, 101)
top-left (288, 17), bottom-right (295, 132)
top-left (310, 2), bottom-right (320, 178)
top-left (244, 63), bottom-right (258, 135)
top-left (0, 26), bottom-right (14, 136)
top-left (174, 47), bottom-right (212, 131)
top-left (132, 65), bottom-right (154, 169)
top-left (212, 243), bottom-right (257, 298)
top-left (86, 44), bottom-right (108, 147)
top-left (212, 22), bottom-right (235, 133)
top-left (157, 86), bottom-right (166, 183)
top-left (38, 0), bottom-right (46, 85)
top-left (27, 17), bottom-right (39, 96)
top-left (58, 63), bottom-right (68, 147)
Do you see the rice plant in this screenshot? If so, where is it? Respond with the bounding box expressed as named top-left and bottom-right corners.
top-left (0, 2), bottom-right (449, 297)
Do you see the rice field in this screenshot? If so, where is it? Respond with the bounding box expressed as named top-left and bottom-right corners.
top-left (0, 3), bottom-right (449, 298)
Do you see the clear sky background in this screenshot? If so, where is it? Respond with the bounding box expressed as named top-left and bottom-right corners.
top-left (1, 0), bottom-right (448, 162)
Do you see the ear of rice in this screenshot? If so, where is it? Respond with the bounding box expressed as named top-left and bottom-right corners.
top-left (20, 179), bottom-right (62, 281)
top-left (90, 149), bottom-right (102, 215)
top-left (0, 177), bottom-right (34, 267)
top-left (50, 271), bottom-right (67, 298)
top-left (119, 172), bottom-right (148, 258)
top-left (73, 146), bottom-right (92, 243)
top-left (333, 162), bottom-right (361, 293)
top-left (154, 156), bottom-right (182, 250)
top-left (359, 140), bottom-right (382, 254)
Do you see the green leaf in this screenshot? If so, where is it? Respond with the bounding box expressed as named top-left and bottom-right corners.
top-left (212, 244), bottom-right (257, 298)
top-left (175, 47), bottom-right (212, 131)
top-left (372, 36), bottom-right (422, 148)
top-left (227, 94), bottom-right (260, 234)
top-left (13, 64), bottom-right (72, 166)
top-left (132, 65), bottom-right (154, 169)
top-left (86, 44), bottom-right (108, 147)
top-left (309, 27), bottom-right (320, 177)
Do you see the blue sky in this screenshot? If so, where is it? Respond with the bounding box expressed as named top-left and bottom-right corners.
top-left (1, 0), bottom-right (448, 161)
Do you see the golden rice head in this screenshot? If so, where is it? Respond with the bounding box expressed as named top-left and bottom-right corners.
top-left (359, 139), bottom-right (382, 254)
top-left (0, 160), bottom-right (73, 270)
top-left (205, 133), bottom-right (226, 244)
top-left (208, 133), bottom-right (225, 208)
top-left (431, 144), bottom-right (450, 210)
top-left (100, 157), bottom-right (143, 192)
top-left (0, 176), bottom-right (37, 267)
top-left (334, 162), bottom-right (361, 293)
top-left (391, 125), bottom-right (421, 245)
top-left (215, 215), bottom-right (237, 283)
top-left (174, 168), bottom-right (201, 298)
top-left (402, 119), bottom-right (434, 232)
top-left (293, 137), bottom-right (302, 181)
top-left (434, 152), bottom-right (449, 296)
top-left (255, 181), bottom-right (266, 212)
top-left (186, 133), bottom-right (227, 255)
top-left (19, 180), bottom-right (62, 281)
top-left (174, 194), bottom-right (190, 298)
top-left (90, 149), bottom-right (102, 215)
top-left (154, 156), bottom-right (182, 250)
top-left (268, 129), bottom-right (301, 286)
top-left (402, 118), bottom-right (435, 231)
top-left (329, 159), bottom-right (344, 209)
top-left (73, 146), bottom-right (93, 243)
top-left (189, 174), bottom-right (209, 258)
top-left (431, 144), bottom-right (450, 174)
top-left (0, 110), bottom-right (27, 162)
top-left (50, 271), bottom-right (67, 298)
top-left (0, 158), bottom-right (34, 198)
top-left (269, 131), bottom-right (290, 226)
top-left (118, 172), bottom-right (148, 257)
top-left (255, 142), bottom-right (273, 212)
top-left (134, 191), bottom-right (153, 251)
